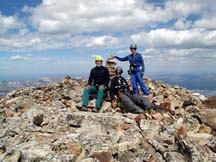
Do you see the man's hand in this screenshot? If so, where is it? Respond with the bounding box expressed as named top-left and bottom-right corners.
top-left (141, 71), bottom-right (144, 76)
top-left (99, 85), bottom-right (105, 90)
top-left (111, 99), bottom-right (117, 108)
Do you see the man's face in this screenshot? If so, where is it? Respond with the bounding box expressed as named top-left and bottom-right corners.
top-left (116, 70), bottom-right (122, 76)
top-left (95, 60), bottom-right (102, 67)
top-left (130, 48), bottom-right (136, 54)
top-left (118, 91), bottom-right (124, 98)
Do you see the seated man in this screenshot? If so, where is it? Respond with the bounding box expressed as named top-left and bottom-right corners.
top-left (82, 55), bottom-right (110, 112)
top-left (110, 66), bottom-right (159, 113)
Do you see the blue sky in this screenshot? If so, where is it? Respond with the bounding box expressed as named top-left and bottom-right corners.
top-left (0, 0), bottom-right (216, 80)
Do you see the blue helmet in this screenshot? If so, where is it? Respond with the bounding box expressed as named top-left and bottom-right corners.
top-left (130, 43), bottom-right (137, 49)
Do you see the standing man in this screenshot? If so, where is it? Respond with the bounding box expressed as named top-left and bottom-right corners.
top-left (82, 55), bottom-right (110, 112)
top-left (111, 43), bottom-right (149, 95)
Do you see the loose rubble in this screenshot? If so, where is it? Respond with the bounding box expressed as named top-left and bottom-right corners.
top-left (0, 75), bottom-right (216, 162)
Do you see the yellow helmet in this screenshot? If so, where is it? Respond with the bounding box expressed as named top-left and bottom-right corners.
top-left (95, 55), bottom-right (103, 61)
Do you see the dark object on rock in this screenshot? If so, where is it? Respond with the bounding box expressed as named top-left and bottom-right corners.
top-left (33, 114), bottom-right (44, 126)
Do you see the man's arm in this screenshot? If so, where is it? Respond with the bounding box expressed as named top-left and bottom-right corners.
top-left (115, 55), bottom-right (129, 62)
top-left (104, 68), bottom-right (110, 87)
top-left (139, 54), bottom-right (145, 72)
top-left (88, 69), bottom-right (93, 86)
top-left (122, 77), bottom-right (131, 92)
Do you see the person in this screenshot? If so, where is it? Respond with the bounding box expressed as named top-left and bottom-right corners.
top-left (111, 43), bottom-right (149, 95)
top-left (110, 66), bottom-right (159, 113)
top-left (81, 55), bottom-right (110, 112)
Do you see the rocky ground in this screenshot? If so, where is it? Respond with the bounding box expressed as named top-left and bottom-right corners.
top-left (0, 76), bottom-right (216, 162)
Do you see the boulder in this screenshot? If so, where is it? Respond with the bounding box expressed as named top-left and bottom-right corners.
top-left (198, 109), bottom-right (216, 129)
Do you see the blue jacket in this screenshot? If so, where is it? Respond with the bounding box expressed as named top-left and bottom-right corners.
top-left (115, 53), bottom-right (145, 72)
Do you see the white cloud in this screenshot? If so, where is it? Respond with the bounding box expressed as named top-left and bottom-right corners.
top-left (8, 54), bottom-right (54, 63)
top-left (71, 35), bottom-right (119, 48)
top-left (142, 48), bottom-right (216, 64)
top-left (0, 34), bottom-right (42, 51)
top-left (29, 0), bottom-right (212, 34)
top-left (8, 54), bottom-right (32, 61)
top-left (194, 18), bottom-right (216, 30)
top-left (0, 13), bottom-right (22, 34)
top-left (0, 0), bottom-right (216, 52)
top-left (174, 18), bottom-right (192, 30)
top-left (131, 28), bottom-right (216, 49)
top-left (117, 49), bottom-right (130, 55)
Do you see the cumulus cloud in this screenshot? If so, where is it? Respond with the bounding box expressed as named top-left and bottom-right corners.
top-left (0, 34), bottom-right (42, 51)
top-left (141, 48), bottom-right (216, 64)
top-left (0, 13), bottom-right (23, 34)
top-left (174, 18), bottom-right (192, 30)
top-left (71, 35), bottom-right (119, 48)
top-left (194, 18), bottom-right (216, 30)
top-left (29, 0), bottom-right (212, 34)
top-left (131, 28), bottom-right (216, 49)
top-left (0, 0), bottom-right (216, 52)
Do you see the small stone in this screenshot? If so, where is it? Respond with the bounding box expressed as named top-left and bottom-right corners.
top-left (92, 151), bottom-right (112, 162)
top-left (0, 145), bottom-right (6, 154)
top-left (176, 126), bottom-right (187, 138)
top-left (152, 112), bottom-right (164, 121)
top-left (79, 158), bottom-right (94, 162)
top-left (33, 113), bottom-right (44, 126)
top-left (164, 152), bottom-right (186, 162)
top-left (199, 125), bottom-right (212, 134)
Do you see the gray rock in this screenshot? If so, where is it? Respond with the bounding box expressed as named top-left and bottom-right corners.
top-left (164, 152), bottom-right (186, 162)
top-left (0, 149), bottom-right (22, 162)
top-left (79, 158), bottom-right (94, 162)
top-left (177, 137), bottom-right (212, 162)
top-left (198, 109), bottom-right (216, 129)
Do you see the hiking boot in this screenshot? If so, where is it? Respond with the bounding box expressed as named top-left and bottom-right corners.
top-left (92, 108), bottom-right (99, 113)
top-left (133, 108), bottom-right (144, 114)
top-left (81, 106), bottom-right (88, 111)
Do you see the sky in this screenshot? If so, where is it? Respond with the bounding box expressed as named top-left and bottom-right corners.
top-left (0, 0), bottom-right (216, 80)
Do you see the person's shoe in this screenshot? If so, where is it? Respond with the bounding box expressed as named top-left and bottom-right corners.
top-left (81, 106), bottom-right (88, 111)
top-left (92, 108), bottom-right (99, 113)
top-left (133, 108), bottom-right (144, 114)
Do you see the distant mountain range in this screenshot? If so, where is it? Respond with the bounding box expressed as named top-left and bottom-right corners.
top-left (149, 74), bottom-right (216, 96)
top-left (0, 74), bottom-right (216, 97)
top-left (0, 77), bottom-right (55, 97)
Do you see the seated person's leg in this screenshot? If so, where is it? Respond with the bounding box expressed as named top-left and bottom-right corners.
top-left (130, 94), bottom-right (159, 110)
top-left (118, 89), bottom-right (144, 114)
top-left (95, 86), bottom-right (108, 110)
top-left (82, 86), bottom-right (97, 107)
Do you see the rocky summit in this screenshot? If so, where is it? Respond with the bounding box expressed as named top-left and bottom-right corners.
top-left (0, 76), bottom-right (216, 162)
